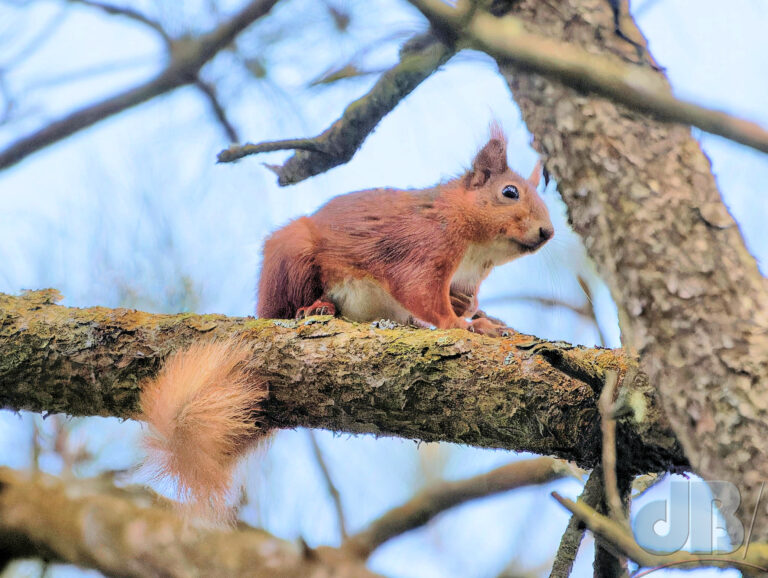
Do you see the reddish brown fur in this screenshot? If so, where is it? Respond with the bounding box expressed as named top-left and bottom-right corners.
top-left (258, 128), bottom-right (553, 335)
top-left (139, 127), bottom-right (553, 519)
top-left (139, 341), bottom-right (268, 523)
top-left (257, 217), bottom-right (324, 319)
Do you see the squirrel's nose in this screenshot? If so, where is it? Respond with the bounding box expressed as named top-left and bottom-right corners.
top-left (539, 226), bottom-right (554, 241)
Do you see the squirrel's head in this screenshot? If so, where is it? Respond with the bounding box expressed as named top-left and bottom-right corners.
top-left (462, 128), bottom-right (553, 253)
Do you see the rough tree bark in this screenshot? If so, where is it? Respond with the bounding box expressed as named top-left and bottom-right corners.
top-left (3, 0), bottom-right (766, 573)
top-left (0, 290), bottom-right (686, 475)
top-left (498, 0), bottom-right (768, 539)
top-left (0, 457), bottom-right (571, 577)
top-left (0, 468), bottom-right (378, 578)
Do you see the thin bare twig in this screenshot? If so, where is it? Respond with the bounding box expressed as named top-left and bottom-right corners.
top-left (595, 368), bottom-right (633, 576)
top-left (74, 0), bottom-right (243, 145)
top-left (344, 457), bottom-right (573, 558)
top-left (484, 276), bottom-right (608, 348)
top-left (195, 79), bottom-right (239, 143)
top-left (308, 430), bottom-right (348, 540)
top-left (599, 370), bottom-right (625, 527)
top-left (577, 276), bottom-right (608, 348)
top-left (216, 32), bottom-right (453, 184)
top-left (593, 517), bottom-right (630, 577)
top-left (0, 0), bottom-right (279, 171)
top-left (218, 137), bottom-right (328, 161)
top-left (483, 294), bottom-right (592, 320)
top-left (67, 0), bottom-right (172, 45)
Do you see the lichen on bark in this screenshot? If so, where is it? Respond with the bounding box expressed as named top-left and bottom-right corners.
top-left (498, 0), bottom-right (768, 539)
top-left (0, 290), bottom-right (685, 474)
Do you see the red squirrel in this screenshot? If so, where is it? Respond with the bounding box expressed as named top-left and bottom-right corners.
top-left (140, 126), bottom-right (553, 520)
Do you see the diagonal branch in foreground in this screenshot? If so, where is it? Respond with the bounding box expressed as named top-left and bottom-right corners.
top-left (0, 467), bottom-right (379, 578)
top-left (0, 0), bottom-right (279, 171)
top-left (406, 0), bottom-right (768, 156)
top-left (216, 32), bottom-right (453, 184)
top-left (344, 456), bottom-right (575, 558)
top-left (0, 459), bottom-right (571, 575)
top-left (552, 492), bottom-right (768, 575)
top-left (0, 290), bottom-right (686, 475)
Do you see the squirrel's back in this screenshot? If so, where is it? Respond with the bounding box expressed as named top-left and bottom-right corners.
top-left (258, 187), bottom-right (444, 319)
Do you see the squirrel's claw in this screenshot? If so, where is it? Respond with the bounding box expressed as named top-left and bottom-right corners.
top-left (468, 316), bottom-right (510, 337)
top-left (296, 300), bottom-right (337, 319)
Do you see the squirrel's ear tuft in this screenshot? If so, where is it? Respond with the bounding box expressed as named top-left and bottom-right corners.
top-left (528, 160), bottom-right (542, 188)
top-left (468, 133), bottom-right (507, 188)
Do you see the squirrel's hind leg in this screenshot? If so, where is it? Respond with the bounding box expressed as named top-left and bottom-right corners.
top-left (296, 299), bottom-right (336, 318)
top-left (258, 217), bottom-right (324, 319)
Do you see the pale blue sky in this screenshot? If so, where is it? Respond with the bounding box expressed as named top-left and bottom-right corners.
top-left (0, 1), bottom-right (765, 576)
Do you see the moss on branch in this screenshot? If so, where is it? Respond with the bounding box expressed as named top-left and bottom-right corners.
top-left (0, 290), bottom-right (686, 474)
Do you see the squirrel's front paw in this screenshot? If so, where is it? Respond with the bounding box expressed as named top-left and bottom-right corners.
top-left (472, 310), bottom-right (506, 327)
top-left (467, 317), bottom-right (509, 337)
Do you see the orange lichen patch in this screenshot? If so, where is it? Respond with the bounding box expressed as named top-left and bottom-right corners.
top-left (20, 288), bottom-right (63, 304)
top-left (505, 333), bottom-right (539, 347)
top-left (593, 349), bottom-right (629, 372)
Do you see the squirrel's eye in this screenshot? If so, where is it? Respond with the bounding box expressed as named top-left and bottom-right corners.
top-left (502, 185), bottom-right (519, 199)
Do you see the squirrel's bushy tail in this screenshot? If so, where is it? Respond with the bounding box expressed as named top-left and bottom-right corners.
top-left (139, 340), bottom-right (268, 522)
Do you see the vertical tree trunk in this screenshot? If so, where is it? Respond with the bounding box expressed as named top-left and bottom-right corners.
top-left (500, 0), bottom-right (768, 539)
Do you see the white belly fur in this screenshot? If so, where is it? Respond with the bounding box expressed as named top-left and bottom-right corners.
top-left (328, 240), bottom-right (520, 325)
top-left (327, 278), bottom-right (413, 324)
top-left (452, 239), bottom-right (521, 290)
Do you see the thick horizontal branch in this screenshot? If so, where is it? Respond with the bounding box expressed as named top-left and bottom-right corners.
top-left (0, 290), bottom-right (686, 475)
top-left (344, 456), bottom-right (573, 558)
top-left (0, 467), bottom-right (378, 578)
top-left (217, 32), bottom-right (453, 184)
top-left (407, 0), bottom-right (768, 156)
top-left (0, 0), bottom-right (278, 171)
